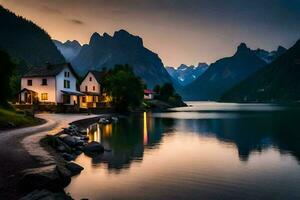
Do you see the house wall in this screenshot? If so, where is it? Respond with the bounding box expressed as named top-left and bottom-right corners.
top-left (144, 94), bottom-right (154, 100)
top-left (21, 77), bottom-right (56, 103)
top-left (56, 66), bottom-right (78, 105)
top-left (80, 72), bottom-right (101, 94)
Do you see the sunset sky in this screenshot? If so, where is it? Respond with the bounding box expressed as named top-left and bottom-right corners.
top-left (1, 0), bottom-right (300, 67)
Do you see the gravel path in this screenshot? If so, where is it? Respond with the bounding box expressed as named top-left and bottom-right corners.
top-left (0, 113), bottom-right (98, 199)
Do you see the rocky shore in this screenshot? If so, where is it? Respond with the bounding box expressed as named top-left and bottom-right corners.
top-left (19, 116), bottom-right (114, 199)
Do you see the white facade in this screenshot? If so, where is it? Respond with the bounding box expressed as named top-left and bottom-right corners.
top-left (79, 72), bottom-right (101, 108)
top-left (80, 72), bottom-right (101, 94)
top-left (20, 66), bottom-right (79, 105)
top-left (144, 93), bottom-right (154, 100)
top-left (21, 76), bottom-right (56, 103)
top-left (56, 67), bottom-right (78, 105)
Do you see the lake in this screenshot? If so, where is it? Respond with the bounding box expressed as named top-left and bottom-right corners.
top-left (65, 102), bottom-right (300, 200)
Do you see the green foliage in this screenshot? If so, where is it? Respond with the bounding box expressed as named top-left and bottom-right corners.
top-left (0, 107), bottom-right (40, 129)
top-left (0, 50), bottom-right (16, 106)
top-left (103, 64), bottom-right (144, 112)
top-left (0, 5), bottom-right (64, 73)
top-left (153, 83), bottom-right (184, 106)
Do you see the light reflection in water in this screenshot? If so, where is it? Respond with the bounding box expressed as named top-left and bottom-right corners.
top-left (143, 112), bottom-right (148, 145)
top-left (66, 106), bottom-right (300, 200)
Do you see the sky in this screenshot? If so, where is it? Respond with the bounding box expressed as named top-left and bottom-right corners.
top-left (1, 0), bottom-right (300, 67)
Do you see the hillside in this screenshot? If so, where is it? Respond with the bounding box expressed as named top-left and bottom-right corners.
top-left (221, 40), bottom-right (300, 102)
top-left (0, 6), bottom-right (65, 74)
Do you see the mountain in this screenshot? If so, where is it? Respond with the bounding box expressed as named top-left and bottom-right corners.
top-left (71, 30), bottom-right (171, 88)
top-left (254, 46), bottom-right (287, 64)
top-left (166, 63), bottom-right (208, 86)
top-left (182, 43), bottom-right (285, 100)
top-left (0, 6), bottom-right (65, 74)
top-left (221, 40), bottom-right (300, 102)
top-left (53, 40), bottom-right (82, 61)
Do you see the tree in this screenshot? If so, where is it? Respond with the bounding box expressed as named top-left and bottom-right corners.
top-left (159, 83), bottom-right (175, 101)
top-left (103, 64), bottom-right (144, 112)
top-left (0, 49), bottom-right (16, 107)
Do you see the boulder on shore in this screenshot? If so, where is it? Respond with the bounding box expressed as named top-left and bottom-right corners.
top-left (83, 141), bottom-right (104, 157)
top-left (20, 189), bottom-right (73, 200)
top-left (19, 165), bottom-right (71, 193)
top-left (66, 162), bottom-right (84, 176)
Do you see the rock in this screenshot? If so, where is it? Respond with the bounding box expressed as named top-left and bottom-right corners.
top-left (57, 145), bottom-right (66, 152)
top-left (19, 189), bottom-right (73, 200)
top-left (65, 162), bottom-right (84, 176)
top-left (74, 150), bottom-right (82, 155)
top-left (19, 165), bottom-right (71, 193)
top-left (60, 135), bottom-right (76, 147)
top-left (83, 141), bottom-right (104, 157)
top-left (61, 153), bottom-right (75, 161)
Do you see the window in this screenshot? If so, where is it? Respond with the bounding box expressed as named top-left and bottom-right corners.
top-left (41, 79), bottom-right (47, 85)
top-left (64, 71), bottom-right (70, 77)
top-left (93, 86), bottom-right (95, 91)
top-left (93, 96), bottom-right (98, 102)
top-left (82, 96), bottom-right (86, 103)
top-left (85, 86), bottom-right (88, 92)
top-left (27, 80), bottom-right (32, 86)
top-left (41, 93), bottom-right (48, 100)
top-left (89, 77), bottom-right (92, 81)
top-left (64, 80), bottom-right (70, 88)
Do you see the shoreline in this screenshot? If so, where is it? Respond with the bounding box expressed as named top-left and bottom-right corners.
top-left (0, 113), bottom-right (99, 199)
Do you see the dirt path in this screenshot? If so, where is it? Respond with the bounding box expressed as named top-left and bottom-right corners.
top-left (0, 113), bottom-right (98, 199)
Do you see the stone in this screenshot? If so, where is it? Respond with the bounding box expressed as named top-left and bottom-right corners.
top-left (57, 145), bottom-right (66, 152)
top-left (60, 135), bottom-right (76, 147)
top-left (65, 162), bottom-right (84, 176)
top-left (83, 141), bottom-right (105, 157)
top-left (19, 165), bottom-right (71, 193)
top-left (19, 189), bottom-right (73, 200)
top-left (61, 153), bottom-right (75, 161)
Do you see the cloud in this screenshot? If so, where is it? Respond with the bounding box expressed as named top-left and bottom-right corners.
top-left (69, 19), bottom-right (85, 25)
top-left (40, 5), bottom-right (62, 15)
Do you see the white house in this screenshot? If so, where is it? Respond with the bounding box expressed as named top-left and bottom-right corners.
top-left (79, 70), bottom-right (106, 108)
top-left (144, 89), bottom-right (155, 100)
top-left (18, 63), bottom-right (84, 105)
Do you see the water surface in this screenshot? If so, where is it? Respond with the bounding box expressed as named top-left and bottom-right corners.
top-left (66, 102), bottom-right (300, 200)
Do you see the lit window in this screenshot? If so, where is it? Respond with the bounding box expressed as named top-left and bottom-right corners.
top-left (64, 80), bottom-right (70, 88)
top-left (27, 80), bottom-right (32, 86)
top-left (82, 96), bottom-right (86, 103)
top-left (41, 79), bottom-right (47, 85)
top-left (41, 93), bottom-right (48, 100)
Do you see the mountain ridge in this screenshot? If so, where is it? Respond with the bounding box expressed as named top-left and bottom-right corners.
top-left (221, 39), bottom-right (300, 102)
top-left (181, 43), bottom-right (286, 100)
top-left (71, 30), bottom-right (172, 88)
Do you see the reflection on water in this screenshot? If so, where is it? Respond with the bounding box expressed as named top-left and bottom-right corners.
top-left (66, 103), bottom-right (300, 200)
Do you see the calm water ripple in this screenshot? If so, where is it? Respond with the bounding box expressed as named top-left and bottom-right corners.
top-left (66, 102), bottom-right (300, 200)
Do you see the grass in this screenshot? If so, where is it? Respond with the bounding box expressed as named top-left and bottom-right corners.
top-left (0, 108), bottom-right (42, 130)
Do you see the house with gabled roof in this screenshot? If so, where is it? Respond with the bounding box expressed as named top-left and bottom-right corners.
top-left (79, 70), bottom-right (111, 108)
top-left (18, 63), bottom-right (84, 106)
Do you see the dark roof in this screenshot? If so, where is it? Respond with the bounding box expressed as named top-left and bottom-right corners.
top-left (17, 88), bottom-right (37, 94)
top-left (83, 70), bottom-right (107, 85)
top-left (23, 63), bottom-right (79, 79)
top-left (144, 89), bottom-right (155, 94)
top-left (61, 90), bottom-right (85, 96)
